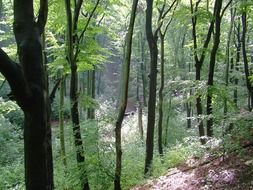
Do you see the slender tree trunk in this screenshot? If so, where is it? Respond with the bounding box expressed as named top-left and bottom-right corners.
top-left (64, 1), bottom-right (90, 189)
top-left (224, 8), bottom-right (235, 116)
top-left (190, 0), bottom-right (217, 144)
top-left (158, 32), bottom-right (165, 156)
top-left (59, 76), bottom-right (67, 166)
top-left (233, 20), bottom-right (241, 107)
top-left (137, 61), bottom-right (144, 141)
top-left (164, 98), bottom-right (171, 147)
top-left (139, 32), bottom-right (147, 107)
top-left (241, 9), bottom-right (253, 111)
top-left (87, 70), bottom-right (95, 119)
top-left (186, 100), bottom-right (191, 129)
top-left (196, 70), bottom-right (205, 144)
top-left (206, 0), bottom-right (223, 137)
top-left (114, 0), bottom-right (138, 188)
top-left (144, 0), bottom-right (158, 175)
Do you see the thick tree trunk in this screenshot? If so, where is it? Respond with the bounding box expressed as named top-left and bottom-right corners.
top-left (6, 1), bottom-right (53, 189)
top-left (114, 0), bottom-right (138, 188)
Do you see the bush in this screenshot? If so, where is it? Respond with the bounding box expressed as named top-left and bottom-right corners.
top-left (4, 109), bottom-right (24, 128)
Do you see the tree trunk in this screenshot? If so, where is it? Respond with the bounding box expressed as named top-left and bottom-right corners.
top-left (232, 20), bottom-right (241, 107)
top-left (137, 59), bottom-right (144, 141)
top-left (241, 9), bottom-right (253, 111)
top-left (59, 76), bottom-right (67, 166)
top-left (64, 0), bottom-right (90, 189)
top-left (139, 32), bottom-right (148, 107)
top-left (0, 1), bottom-right (53, 189)
top-left (196, 67), bottom-right (205, 144)
top-left (114, 0), bottom-right (138, 188)
top-left (158, 32), bottom-right (165, 156)
top-left (224, 7), bottom-right (235, 117)
top-left (144, 0), bottom-right (158, 175)
top-left (87, 70), bottom-right (96, 119)
top-left (190, 0), bottom-right (214, 144)
top-left (206, 0), bottom-right (223, 137)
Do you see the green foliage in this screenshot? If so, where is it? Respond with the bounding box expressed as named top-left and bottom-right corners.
top-left (224, 111), bottom-right (253, 153)
top-left (0, 115), bottom-right (24, 189)
top-left (0, 98), bottom-right (23, 128)
top-left (0, 98), bottom-right (19, 114)
top-left (51, 93), bottom-right (71, 121)
top-left (0, 163), bottom-right (24, 190)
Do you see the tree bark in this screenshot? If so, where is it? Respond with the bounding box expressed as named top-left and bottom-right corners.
top-left (64, 0), bottom-right (90, 189)
top-left (59, 76), bottom-right (67, 166)
top-left (0, 0), bottom-right (53, 189)
top-left (190, 0), bottom-right (214, 144)
top-left (114, 0), bottom-right (138, 189)
top-left (144, 0), bottom-right (158, 175)
top-left (206, 0), bottom-right (223, 137)
top-left (158, 32), bottom-right (165, 156)
top-left (241, 7), bottom-right (253, 111)
top-left (137, 59), bottom-right (144, 141)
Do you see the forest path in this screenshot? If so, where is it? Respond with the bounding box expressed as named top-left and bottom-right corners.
top-left (132, 146), bottom-right (253, 190)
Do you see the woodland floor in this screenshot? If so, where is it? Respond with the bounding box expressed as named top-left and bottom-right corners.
top-left (132, 145), bottom-right (253, 190)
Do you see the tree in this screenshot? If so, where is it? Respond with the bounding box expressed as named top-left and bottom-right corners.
top-left (114, 0), bottom-right (139, 189)
top-left (64, 0), bottom-right (90, 189)
top-left (145, 0), bottom-right (177, 174)
top-left (157, 0), bottom-right (178, 156)
top-left (241, 0), bottom-right (253, 111)
top-left (206, 0), bottom-right (231, 137)
top-left (0, 0), bottom-right (53, 189)
top-left (144, 0), bottom-right (158, 175)
top-left (190, 0), bottom-right (214, 144)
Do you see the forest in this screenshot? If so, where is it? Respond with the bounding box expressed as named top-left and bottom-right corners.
top-left (0, 0), bottom-right (253, 189)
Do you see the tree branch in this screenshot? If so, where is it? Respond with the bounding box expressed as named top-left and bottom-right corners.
top-left (73, 0), bottom-right (84, 32)
top-left (0, 48), bottom-right (29, 107)
top-left (37, 0), bottom-right (48, 34)
top-left (50, 78), bottom-right (61, 103)
top-left (155, 0), bottom-right (177, 37)
top-left (162, 0), bottom-right (178, 36)
top-left (78, 0), bottom-right (101, 43)
top-left (221, 0), bottom-right (232, 18)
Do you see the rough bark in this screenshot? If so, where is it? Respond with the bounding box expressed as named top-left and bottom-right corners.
top-left (0, 0), bottom-right (53, 189)
top-left (144, 0), bottom-right (158, 175)
top-left (114, 0), bottom-right (138, 189)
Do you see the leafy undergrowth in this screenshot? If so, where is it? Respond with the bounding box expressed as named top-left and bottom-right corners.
top-left (131, 144), bottom-right (253, 190)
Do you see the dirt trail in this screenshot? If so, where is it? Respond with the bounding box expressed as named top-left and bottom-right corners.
top-left (132, 147), bottom-right (253, 190)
